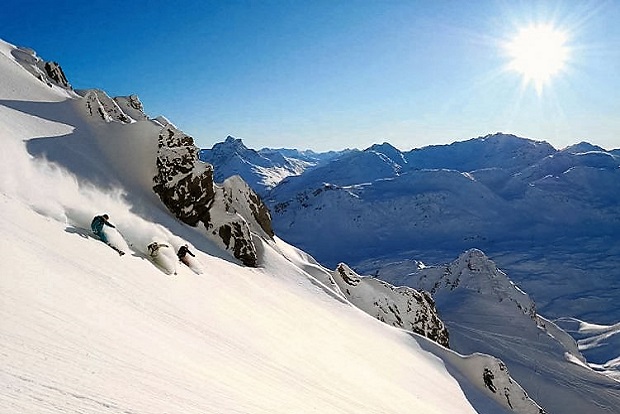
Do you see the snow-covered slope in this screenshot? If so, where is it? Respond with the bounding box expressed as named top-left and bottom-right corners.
top-left (0, 194), bottom-right (513, 414)
top-left (381, 250), bottom-right (620, 414)
top-left (555, 318), bottom-right (620, 381)
top-left (1, 38), bottom-right (547, 414)
top-left (269, 167), bottom-right (517, 267)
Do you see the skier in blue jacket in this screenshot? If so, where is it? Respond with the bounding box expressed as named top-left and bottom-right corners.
top-left (91, 214), bottom-right (115, 244)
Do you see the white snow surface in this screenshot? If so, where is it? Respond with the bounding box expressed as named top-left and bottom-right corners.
top-left (0, 38), bottom-right (536, 414)
top-left (555, 317), bottom-right (620, 381)
top-left (391, 250), bottom-right (620, 413)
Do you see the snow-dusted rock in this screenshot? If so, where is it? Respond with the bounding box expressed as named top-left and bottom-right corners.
top-left (219, 175), bottom-right (274, 239)
top-left (466, 354), bottom-right (546, 413)
top-left (78, 89), bottom-right (135, 124)
top-left (333, 263), bottom-right (450, 347)
top-left (113, 95), bottom-right (149, 121)
top-left (152, 125), bottom-right (273, 266)
top-left (10, 46), bottom-right (72, 91)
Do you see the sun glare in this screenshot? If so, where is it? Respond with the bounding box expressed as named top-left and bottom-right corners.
top-left (505, 24), bottom-right (569, 94)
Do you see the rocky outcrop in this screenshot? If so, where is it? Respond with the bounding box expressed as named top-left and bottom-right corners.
top-left (220, 175), bottom-right (274, 238)
top-left (11, 46), bottom-right (72, 90)
top-left (152, 124), bottom-right (273, 266)
top-left (333, 263), bottom-right (450, 347)
top-left (43, 61), bottom-right (70, 88)
top-left (73, 89), bottom-right (272, 267)
top-left (78, 89), bottom-right (137, 124)
top-left (153, 125), bottom-right (215, 225)
top-left (468, 355), bottom-right (546, 413)
top-left (113, 95), bottom-right (149, 121)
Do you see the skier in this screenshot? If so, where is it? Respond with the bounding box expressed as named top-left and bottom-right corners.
top-left (91, 214), bottom-right (124, 255)
top-left (177, 244), bottom-right (196, 266)
top-left (147, 241), bottom-right (170, 258)
top-left (147, 241), bottom-right (176, 275)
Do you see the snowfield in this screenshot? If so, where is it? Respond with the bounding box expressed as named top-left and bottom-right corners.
top-left (0, 197), bottom-right (486, 414)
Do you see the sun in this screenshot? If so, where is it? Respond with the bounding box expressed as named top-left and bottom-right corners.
top-left (504, 24), bottom-right (570, 94)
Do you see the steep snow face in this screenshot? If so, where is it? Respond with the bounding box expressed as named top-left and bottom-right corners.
top-left (270, 169), bottom-right (509, 267)
top-left (381, 250), bottom-right (620, 414)
top-left (333, 264), bottom-right (450, 347)
top-left (0, 190), bottom-right (540, 414)
top-left (1, 38), bottom-right (272, 268)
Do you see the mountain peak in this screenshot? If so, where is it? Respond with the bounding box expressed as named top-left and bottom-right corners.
top-left (414, 249), bottom-right (537, 319)
top-left (211, 136), bottom-right (258, 159)
top-left (562, 141), bottom-right (607, 154)
top-left (477, 132), bottom-right (552, 148)
top-left (224, 135), bottom-right (247, 149)
top-left (367, 142), bottom-right (399, 152)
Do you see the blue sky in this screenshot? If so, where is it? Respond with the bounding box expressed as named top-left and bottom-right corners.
top-left (2, 0), bottom-right (619, 151)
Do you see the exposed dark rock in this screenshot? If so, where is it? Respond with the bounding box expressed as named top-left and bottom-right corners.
top-left (483, 368), bottom-right (497, 393)
top-left (217, 222), bottom-right (257, 267)
top-left (43, 61), bottom-right (70, 88)
top-left (247, 191), bottom-right (274, 237)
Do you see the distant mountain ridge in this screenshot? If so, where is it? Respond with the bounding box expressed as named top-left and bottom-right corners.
top-left (199, 136), bottom-right (351, 195)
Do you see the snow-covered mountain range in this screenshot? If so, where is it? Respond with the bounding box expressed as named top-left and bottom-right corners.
top-left (2, 37), bottom-right (620, 413)
top-left (203, 132), bottom-right (620, 318)
top-left (206, 133), bottom-right (619, 268)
